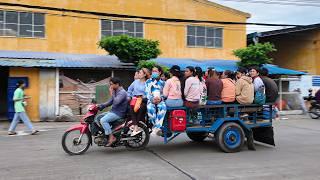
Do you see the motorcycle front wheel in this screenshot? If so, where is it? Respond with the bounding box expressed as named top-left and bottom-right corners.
top-left (309, 107), bottom-right (320, 119)
top-left (62, 130), bottom-right (91, 155)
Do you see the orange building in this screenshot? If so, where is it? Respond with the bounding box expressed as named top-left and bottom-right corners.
top-left (0, 0), bottom-right (250, 121)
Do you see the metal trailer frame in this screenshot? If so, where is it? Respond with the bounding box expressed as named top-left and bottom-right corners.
top-left (161, 103), bottom-right (275, 152)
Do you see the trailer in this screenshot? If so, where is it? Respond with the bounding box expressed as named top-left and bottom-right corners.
top-left (161, 103), bottom-right (275, 153)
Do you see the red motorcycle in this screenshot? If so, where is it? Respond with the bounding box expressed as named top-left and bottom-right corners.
top-left (61, 102), bottom-right (150, 155)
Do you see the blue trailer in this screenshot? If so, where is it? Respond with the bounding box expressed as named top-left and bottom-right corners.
top-left (161, 103), bottom-right (275, 153)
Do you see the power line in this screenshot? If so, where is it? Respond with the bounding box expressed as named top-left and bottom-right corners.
top-left (1, 6), bottom-right (277, 33)
top-left (0, 2), bottom-right (303, 27)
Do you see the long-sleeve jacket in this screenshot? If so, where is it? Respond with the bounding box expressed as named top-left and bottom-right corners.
top-left (100, 87), bottom-right (128, 118)
top-left (184, 76), bottom-right (201, 102)
top-left (163, 76), bottom-right (182, 100)
top-left (145, 78), bottom-right (165, 103)
top-left (253, 76), bottom-right (265, 92)
top-left (235, 76), bottom-right (254, 105)
top-left (127, 80), bottom-right (146, 98)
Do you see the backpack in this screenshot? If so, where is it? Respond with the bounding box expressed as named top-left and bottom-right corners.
top-left (254, 86), bottom-right (266, 105)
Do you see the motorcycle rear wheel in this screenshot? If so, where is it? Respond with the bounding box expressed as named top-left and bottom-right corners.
top-left (309, 107), bottom-right (320, 119)
top-left (62, 130), bottom-right (91, 155)
top-left (125, 122), bottom-right (150, 151)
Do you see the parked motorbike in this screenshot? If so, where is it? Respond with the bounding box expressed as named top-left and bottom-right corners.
top-left (304, 89), bottom-right (320, 119)
top-left (61, 101), bottom-right (150, 155)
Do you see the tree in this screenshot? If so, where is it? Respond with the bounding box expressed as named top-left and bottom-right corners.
top-left (233, 42), bottom-right (277, 67)
top-left (137, 60), bottom-right (169, 73)
top-left (98, 35), bottom-right (161, 65)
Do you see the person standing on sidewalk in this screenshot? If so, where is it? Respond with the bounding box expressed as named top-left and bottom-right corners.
top-left (8, 80), bottom-right (39, 135)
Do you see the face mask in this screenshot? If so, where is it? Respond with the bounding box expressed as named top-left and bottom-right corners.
top-left (151, 72), bottom-right (159, 79)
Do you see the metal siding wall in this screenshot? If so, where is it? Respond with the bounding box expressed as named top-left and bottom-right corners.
top-left (39, 69), bottom-right (56, 120)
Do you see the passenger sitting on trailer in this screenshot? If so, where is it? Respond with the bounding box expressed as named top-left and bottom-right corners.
top-left (249, 66), bottom-right (265, 94)
top-left (249, 66), bottom-right (266, 105)
top-left (235, 67), bottom-right (254, 105)
top-left (205, 69), bottom-right (223, 105)
top-left (145, 65), bottom-right (167, 136)
top-left (260, 68), bottom-right (279, 103)
top-left (163, 65), bottom-right (184, 108)
top-left (183, 66), bottom-right (201, 109)
top-left (183, 66), bottom-right (202, 124)
top-left (220, 70), bottom-right (236, 103)
top-left (195, 67), bottom-right (207, 106)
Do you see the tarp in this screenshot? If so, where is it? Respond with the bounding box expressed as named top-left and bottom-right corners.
top-left (154, 58), bottom-right (306, 75)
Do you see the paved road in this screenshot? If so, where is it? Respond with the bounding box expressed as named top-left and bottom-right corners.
top-left (1, 115), bottom-right (320, 180)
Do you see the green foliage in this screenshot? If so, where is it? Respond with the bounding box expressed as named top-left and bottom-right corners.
top-left (98, 35), bottom-right (161, 64)
top-left (137, 60), bottom-right (169, 73)
top-left (233, 42), bottom-right (277, 67)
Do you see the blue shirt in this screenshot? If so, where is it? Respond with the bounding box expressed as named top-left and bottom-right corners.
top-left (100, 87), bottom-right (128, 118)
top-left (127, 80), bottom-right (146, 97)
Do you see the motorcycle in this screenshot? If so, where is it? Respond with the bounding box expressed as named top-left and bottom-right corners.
top-left (304, 89), bottom-right (320, 119)
top-left (61, 101), bottom-right (150, 155)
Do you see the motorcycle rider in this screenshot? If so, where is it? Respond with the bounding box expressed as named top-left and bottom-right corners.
top-left (98, 77), bottom-right (128, 146)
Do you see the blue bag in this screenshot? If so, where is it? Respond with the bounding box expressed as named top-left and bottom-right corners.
top-left (254, 86), bottom-right (266, 105)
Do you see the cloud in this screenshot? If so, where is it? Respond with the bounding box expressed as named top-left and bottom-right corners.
top-left (210, 0), bottom-right (320, 32)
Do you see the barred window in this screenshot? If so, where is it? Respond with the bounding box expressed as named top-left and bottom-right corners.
top-left (0, 10), bottom-right (45, 38)
top-left (187, 25), bottom-right (223, 48)
top-left (101, 19), bottom-right (143, 38)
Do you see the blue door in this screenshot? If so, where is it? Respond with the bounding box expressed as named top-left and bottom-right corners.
top-left (7, 77), bottom-right (29, 120)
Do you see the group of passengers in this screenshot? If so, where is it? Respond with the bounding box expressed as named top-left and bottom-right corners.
top-left (98, 65), bottom-right (278, 146)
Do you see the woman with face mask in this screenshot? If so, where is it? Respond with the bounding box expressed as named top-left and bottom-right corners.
top-left (145, 65), bottom-right (167, 136)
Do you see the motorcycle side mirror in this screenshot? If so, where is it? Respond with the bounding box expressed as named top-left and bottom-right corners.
top-left (309, 89), bottom-right (313, 93)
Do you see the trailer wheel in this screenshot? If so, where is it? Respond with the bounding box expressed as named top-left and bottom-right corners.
top-left (216, 122), bottom-right (245, 153)
top-left (186, 132), bottom-right (208, 142)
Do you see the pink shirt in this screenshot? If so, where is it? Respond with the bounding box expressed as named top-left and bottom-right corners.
top-left (163, 76), bottom-right (182, 100)
top-left (184, 77), bottom-right (201, 102)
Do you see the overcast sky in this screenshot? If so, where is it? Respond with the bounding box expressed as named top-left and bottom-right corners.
top-left (211, 0), bottom-right (320, 33)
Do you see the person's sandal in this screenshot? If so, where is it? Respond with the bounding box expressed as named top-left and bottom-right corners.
top-left (31, 130), bottom-right (39, 135)
top-left (106, 137), bottom-right (117, 147)
top-left (131, 129), bottom-right (142, 137)
top-left (8, 131), bottom-right (17, 136)
top-left (129, 125), bottom-right (135, 131)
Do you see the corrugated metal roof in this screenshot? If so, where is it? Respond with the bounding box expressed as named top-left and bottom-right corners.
top-left (0, 50), bottom-right (307, 75)
top-left (0, 50), bottom-right (135, 69)
top-left (248, 23), bottom-right (320, 38)
top-left (0, 58), bottom-right (56, 67)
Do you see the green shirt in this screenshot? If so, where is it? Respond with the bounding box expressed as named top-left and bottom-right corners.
top-left (13, 88), bottom-right (25, 112)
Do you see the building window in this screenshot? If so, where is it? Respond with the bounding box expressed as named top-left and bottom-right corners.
top-left (187, 25), bottom-right (223, 48)
top-left (101, 19), bottom-right (143, 38)
top-left (0, 10), bottom-right (45, 38)
top-left (312, 76), bottom-right (320, 87)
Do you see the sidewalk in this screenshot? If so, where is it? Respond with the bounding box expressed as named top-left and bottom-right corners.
top-left (0, 121), bottom-right (75, 136)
